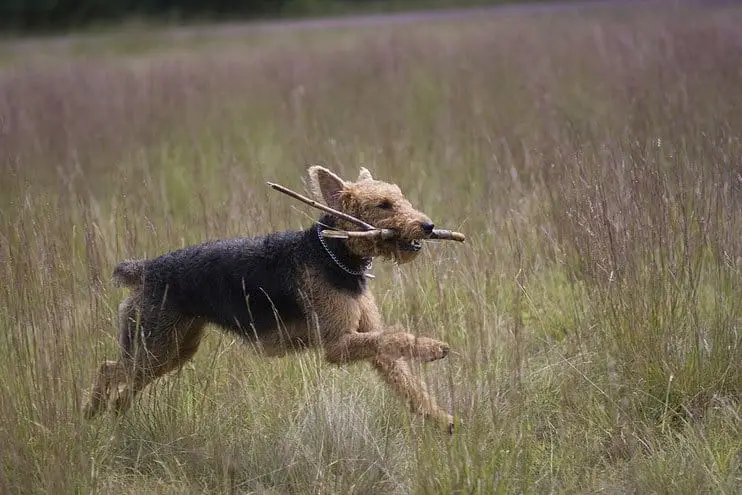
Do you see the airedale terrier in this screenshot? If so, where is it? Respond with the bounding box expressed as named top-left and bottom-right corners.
top-left (84, 166), bottom-right (454, 432)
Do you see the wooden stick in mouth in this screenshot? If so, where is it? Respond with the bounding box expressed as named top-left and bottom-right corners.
top-left (320, 228), bottom-right (466, 242)
top-left (267, 181), bottom-right (466, 243)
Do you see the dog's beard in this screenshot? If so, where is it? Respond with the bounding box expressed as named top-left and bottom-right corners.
top-left (388, 225), bottom-right (427, 264)
top-left (345, 238), bottom-right (423, 264)
top-left (391, 245), bottom-right (422, 264)
top-left (383, 239), bottom-right (423, 264)
top-left (395, 239), bottom-right (422, 252)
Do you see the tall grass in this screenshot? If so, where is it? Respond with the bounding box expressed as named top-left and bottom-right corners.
top-left (1, 4), bottom-right (741, 493)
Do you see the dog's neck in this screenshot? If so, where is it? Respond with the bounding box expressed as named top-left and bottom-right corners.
top-left (315, 214), bottom-right (373, 277)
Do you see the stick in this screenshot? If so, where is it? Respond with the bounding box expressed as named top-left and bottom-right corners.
top-left (267, 182), bottom-right (375, 231)
top-left (430, 229), bottom-right (466, 242)
top-left (320, 229), bottom-right (398, 240)
top-left (268, 181), bottom-right (466, 243)
top-left (321, 229), bottom-right (466, 242)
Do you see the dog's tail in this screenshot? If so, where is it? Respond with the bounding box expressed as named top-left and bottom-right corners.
top-left (112, 259), bottom-right (146, 288)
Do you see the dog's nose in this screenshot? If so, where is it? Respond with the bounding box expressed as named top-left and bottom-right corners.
top-left (421, 222), bottom-right (435, 234)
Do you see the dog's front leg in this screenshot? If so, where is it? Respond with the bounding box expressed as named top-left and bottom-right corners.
top-left (356, 292), bottom-right (450, 362)
top-left (323, 328), bottom-right (450, 364)
top-left (371, 353), bottom-right (455, 433)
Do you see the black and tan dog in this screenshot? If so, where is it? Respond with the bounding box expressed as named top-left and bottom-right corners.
top-left (84, 166), bottom-right (454, 432)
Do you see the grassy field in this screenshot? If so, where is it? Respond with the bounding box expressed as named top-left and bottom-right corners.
top-left (2, 3), bottom-right (741, 493)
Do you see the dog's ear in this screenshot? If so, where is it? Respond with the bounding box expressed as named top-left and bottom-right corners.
top-left (308, 166), bottom-right (346, 208)
top-left (358, 167), bottom-right (374, 182)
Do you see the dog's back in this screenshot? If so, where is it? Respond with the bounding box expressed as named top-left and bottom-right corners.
top-left (111, 217), bottom-right (369, 339)
top-left (118, 231), bottom-right (305, 336)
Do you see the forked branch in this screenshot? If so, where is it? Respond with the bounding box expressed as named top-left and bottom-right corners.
top-left (320, 228), bottom-right (466, 242)
top-left (267, 181), bottom-right (466, 243)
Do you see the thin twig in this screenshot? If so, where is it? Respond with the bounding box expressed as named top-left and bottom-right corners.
top-left (267, 182), bottom-right (375, 230)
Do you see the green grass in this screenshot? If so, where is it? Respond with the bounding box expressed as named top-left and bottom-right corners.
top-left (1, 3), bottom-right (741, 493)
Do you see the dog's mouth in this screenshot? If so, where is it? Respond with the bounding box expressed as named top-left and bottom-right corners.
top-left (395, 239), bottom-right (422, 252)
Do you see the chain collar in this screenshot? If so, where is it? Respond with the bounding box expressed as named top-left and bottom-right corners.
top-left (317, 227), bottom-right (373, 278)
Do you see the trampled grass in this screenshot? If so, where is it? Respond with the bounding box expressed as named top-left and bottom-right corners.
top-left (1, 3), bottom-right (741, 493)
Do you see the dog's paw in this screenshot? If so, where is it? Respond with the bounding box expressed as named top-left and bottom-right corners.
top-left (82, 391), bottom-right (106, 420)
top-left (422, 411), bottom-right (458, 435)
top-left (416, 337), bottom-right (450, 362)
top-left (83, 401), bottom-right (101, 420)
top-left (446, 414), bottom-right (465, 435)
top-left (111, 392), bottom-right (133, 416)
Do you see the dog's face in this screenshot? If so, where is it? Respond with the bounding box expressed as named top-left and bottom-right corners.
top-left (308, 166), bottom-right (435, 264)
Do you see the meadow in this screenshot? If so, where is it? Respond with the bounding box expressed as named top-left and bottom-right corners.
top-left (1, 3), bottom-right (741, 493)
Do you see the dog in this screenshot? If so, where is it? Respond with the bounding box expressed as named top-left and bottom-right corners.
top-left (84, 166), bottom-right (454, 432)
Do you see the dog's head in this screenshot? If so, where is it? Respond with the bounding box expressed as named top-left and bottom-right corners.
top-left (308, 166), bottom-right (434, 264)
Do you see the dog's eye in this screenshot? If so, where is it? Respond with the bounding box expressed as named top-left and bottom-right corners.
top-left (377, 200), bottom-right (393, 210)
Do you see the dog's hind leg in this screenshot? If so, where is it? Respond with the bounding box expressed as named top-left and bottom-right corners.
top-left (112, 316), bottom-right (205, 415)
top-left (83, 360), bottom-right (128, 419)
top-left (108, 296), bottom-right (206, 415)
top-left (84, 298), bottom-right (140, 419)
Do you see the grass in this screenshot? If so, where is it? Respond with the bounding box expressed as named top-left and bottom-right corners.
top-left (1, 3), bottom-right (741, 493)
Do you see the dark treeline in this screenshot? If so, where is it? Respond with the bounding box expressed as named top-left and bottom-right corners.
top-left (1, 0), bottom-right (295, 31)
top-left (0, 0), bottom-right (502, 33)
